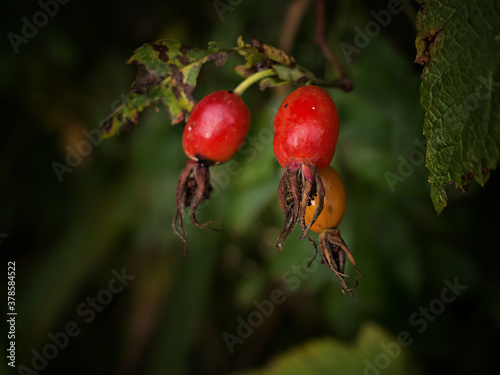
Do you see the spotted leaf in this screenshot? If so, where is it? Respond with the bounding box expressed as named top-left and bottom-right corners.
top-left (100, 40), bottom-right (230, 138)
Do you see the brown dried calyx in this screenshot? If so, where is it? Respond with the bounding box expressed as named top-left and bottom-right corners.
top-left (275, 161), bottom-right (325, 261)
top-left (319, 228), bottom-right (364, 296)
top-left (172, 160), bottom-right (222, 257)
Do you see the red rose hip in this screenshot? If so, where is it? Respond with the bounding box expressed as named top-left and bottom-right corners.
top-left (174, 90), bottom-right (251, 256)
top-left (273, 86), bottom-right (340, 251)
top-left (273, 85), bottom-right (339, 170)
top-left (183, 90), bottom-right (250, 164)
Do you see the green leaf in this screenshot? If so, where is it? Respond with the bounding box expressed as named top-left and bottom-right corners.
top-left (415, 0), bottom-right (500, 213)
top-left (100, 40), bottom-right (231, 138)
top-left (231, 323), bottom-right (421, 375)
top-left (236, 35), bottom-right (296, 67)
top-left (234, 37), bottom-right (337, 89)
top-left (100, 37), bottom-right (346, 138)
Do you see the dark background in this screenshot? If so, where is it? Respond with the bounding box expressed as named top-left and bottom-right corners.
top-left (1, 0), bottom-right (499, 374)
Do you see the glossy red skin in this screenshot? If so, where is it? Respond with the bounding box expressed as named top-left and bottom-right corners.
top-left (183, 91), bottom-right (251, 164)
top-left (273, 85), bottom-right (340, 170)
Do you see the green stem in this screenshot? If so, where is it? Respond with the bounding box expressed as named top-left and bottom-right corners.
top-left (233, 69), bottom-right (276, 96)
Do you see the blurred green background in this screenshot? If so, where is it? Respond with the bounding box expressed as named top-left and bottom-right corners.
top-left (1, 0), bottom-right (499, 374)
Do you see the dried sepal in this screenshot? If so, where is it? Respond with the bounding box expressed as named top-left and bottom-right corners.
top-left (172, 160), bottom-right (221, 257)
top-left (319, 228), bottom-right (364, 296)
top-left (275, 160), bottom-right (325, 260)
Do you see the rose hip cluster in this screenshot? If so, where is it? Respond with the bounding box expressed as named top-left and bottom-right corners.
top-left (273, 86), bottom-right (363, 295)
top-left (173, 85), bottom-right (363, 294)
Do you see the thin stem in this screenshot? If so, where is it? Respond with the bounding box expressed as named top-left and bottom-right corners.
top-left (314, 0), bottom-right (352, 92)
top-left (279, 0), bottom-right (313, 53)
top-left (401, 0), bottom-right (418, 30)
top-left (233, 69), bottom-right (276, 96)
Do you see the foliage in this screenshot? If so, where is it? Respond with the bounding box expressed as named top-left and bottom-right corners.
top-left (232, 324), bottom-right (420, 375)
top-left (101, 37), bottom-right (341, 139)
top-left (2, 1), bottom-right (500, 375)
top-left (415, 0), bottom-right (500, 213)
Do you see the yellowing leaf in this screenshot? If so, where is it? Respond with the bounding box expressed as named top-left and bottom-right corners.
top-left (100, 40), bottom-right (230, 138)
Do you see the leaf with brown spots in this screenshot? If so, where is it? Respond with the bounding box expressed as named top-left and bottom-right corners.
top-left (234, 36), bottom-right (343, 89)
top-left (415, 0), bottom-right (500, 214)
top-left (100, 40), bottom-right (231, 138)
top-left (101, 37), bottom-right (347, 138)
top-left (236, 36), bottom-right (296, 68)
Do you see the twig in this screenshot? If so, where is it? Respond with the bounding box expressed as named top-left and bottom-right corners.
top-left (314, 0), bottom-right (352, 92)
top-left (279, 0), bottom-right (313, 53)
